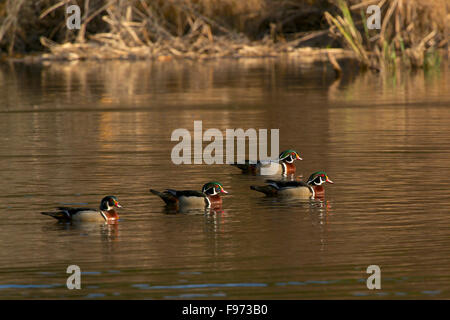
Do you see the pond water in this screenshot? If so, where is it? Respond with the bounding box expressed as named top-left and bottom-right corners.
top-left (0, 58), bottom-right (449, 299)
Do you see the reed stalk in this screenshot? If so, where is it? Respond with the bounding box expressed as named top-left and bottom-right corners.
top-left (325, 0), bottom-right (448, 70)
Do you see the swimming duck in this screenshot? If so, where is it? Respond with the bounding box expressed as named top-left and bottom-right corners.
top-left (41, 196), bottom-right (122, 223)
top-left (305, 171), bottom-right (334, 198)
top-left (231, 149), bottom-right (302, 176)
top-left (150, 182), bottom-right (228, 211)
top-left (250, 171), bottom-right (333, 199)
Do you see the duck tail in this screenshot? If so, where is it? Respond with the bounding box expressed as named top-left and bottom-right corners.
top-left (149, 189), bottom-right (177, 205)
top-left (230, 163), bottom-right (248, 171)
top-left (250, 185), bottom-right (277, 196)
top-left (41, 211), bottom-right (67, 221)
top-left (230, 160), bottom-right (256, 173)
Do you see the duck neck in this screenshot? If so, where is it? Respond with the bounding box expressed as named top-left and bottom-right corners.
top-left (281, 161), bottom-right (296, 175)
top-left (312, 185), bottom-right (325, 197)
top-left (102, 210), bottom-right (119, 222)
top-left (207, 194), bottom-right (222, 207)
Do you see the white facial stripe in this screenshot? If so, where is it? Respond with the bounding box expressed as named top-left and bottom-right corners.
top-left (284, 155), bottom-right (293, 163)
top-left (102, 201), bottom-right (112, 211)
top-left (314, 176), bottom-right (323, 185)
top-left (310, 176), bottom-right (322, 185)
top-left (204, 186), bottom-right (217, 195)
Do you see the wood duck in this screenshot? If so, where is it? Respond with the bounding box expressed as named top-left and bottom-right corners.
top-left (150, 182), bottom-right (228, 211)
top-left (41, 196), bottom-right (122, 223)
top-left (305, 171), bottom-right (334, 198)
top-left (250, 171), bottom-right (333, 199)
top-left (231, 149), bottom-right (302, 176)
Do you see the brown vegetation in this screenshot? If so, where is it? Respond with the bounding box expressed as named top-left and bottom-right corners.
top-left (0, 1), bottom-right (334, 55)
top-left (325, 0), bottom-right (449, 70)
top-left (0, 0), bottom-right (447, 69)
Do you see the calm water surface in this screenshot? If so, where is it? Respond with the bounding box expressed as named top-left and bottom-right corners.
top-left (0, 59), bottom-right (449, 299)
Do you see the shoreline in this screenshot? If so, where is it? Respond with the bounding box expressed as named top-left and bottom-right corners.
top-left (2, 42), bottom-right (358, 79)
top-left (2, 42), bottom-right (447, 80)
top-left (2, 34), bottom-right (357, 66)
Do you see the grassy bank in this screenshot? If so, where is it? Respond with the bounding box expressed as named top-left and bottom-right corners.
top-left (0, 0), bottom-right (448, 70)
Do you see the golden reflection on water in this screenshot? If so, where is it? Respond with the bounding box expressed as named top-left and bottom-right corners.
top-left (0, 59), bottom-right (449, 299)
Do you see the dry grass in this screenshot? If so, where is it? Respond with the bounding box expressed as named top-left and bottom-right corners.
top-left (0, 0), bottom-right (447, 69)
top-left (0, 0), bottom-right (26, 55)
top-left (325, 0), bottom-right (448, 70)
top-left (0, 0), bottom-right (334, 56)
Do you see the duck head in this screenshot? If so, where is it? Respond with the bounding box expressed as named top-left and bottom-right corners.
top-left (202, 182), bottom-right (228, 196)
top-left (279, 149), bottom-right (302, 164)
top-left (100, 196), bottom-right (123, 211)
top-left (306, 171), bottom-right (334, 186)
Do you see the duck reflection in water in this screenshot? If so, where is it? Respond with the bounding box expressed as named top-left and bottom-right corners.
top-left (42, 220), bottom-right (120, 242)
